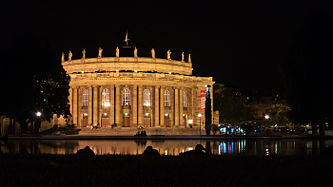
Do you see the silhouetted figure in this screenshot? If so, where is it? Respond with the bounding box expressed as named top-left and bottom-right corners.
top-left (180, 144), bottom-right (206, 156)
top-left (135, 130), bottom-right (147, 136)
top-left (142, 146), bottom-right (160, 157)
top-left (76, 146), bottom-right (95, 157)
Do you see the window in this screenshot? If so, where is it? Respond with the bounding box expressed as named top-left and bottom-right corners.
top-left (82, 89), bottom-right (88, 107)
top-left (102, 88), bottom-right (110, 108)
top-left (164, 90), bottom-right (170, 107)
top-left (122, 88), bottom-right (131, 107)
top-left (143, 89), bottom-right (151, 107)
top-left (183, 90), bottom-right (187, 108)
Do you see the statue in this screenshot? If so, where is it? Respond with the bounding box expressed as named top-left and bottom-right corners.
top-left (98, 47), bottom-right (103, 58)
top-left (181, 52), bottom-right (184, 62)
top-left (134, 47), bottom-right (138, 57)
top-left (116, 47), bottom-right (119, 57)
top-left (68, 50), bottom-right (73, 61)
top-left (167, 50), bottom-right (171, 60)
top-left (61, 52), bottom-right (64, 63)
top-left (82, 49), bottom-right (86, 59)
top-left (188, 54), bottom-right (191, 63)
top-left (151, 48), bottom-right (155, 58)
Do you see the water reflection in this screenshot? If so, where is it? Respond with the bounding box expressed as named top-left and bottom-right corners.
top-left (1, 139), bottom-right (332, 156)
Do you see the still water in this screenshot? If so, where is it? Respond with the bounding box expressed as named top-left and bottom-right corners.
top-left (1, 139), bottom-right (332, 156)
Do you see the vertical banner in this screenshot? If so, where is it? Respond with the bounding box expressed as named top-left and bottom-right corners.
top-left (200, 90), bottom-right (206, 113)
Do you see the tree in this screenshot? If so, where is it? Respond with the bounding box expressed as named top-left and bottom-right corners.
top-left (214, 84), bottom-right (255, 125)
top-left (205, 86), bottom-right (212, 135)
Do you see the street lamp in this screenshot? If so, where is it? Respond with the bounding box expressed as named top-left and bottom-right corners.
top-left (198, 113), bottom-right (202, 136)
top-left (264, 114), bottom-right (270, 120)
top-left (36, 111), bottom-right (42, 117)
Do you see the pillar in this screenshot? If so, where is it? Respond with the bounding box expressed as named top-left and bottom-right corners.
top-left (160, 87), bottom-right (164, 127)
top-left (115, 85), bottom-right (121, 125)
top-left (179, 88), bottom-right (183, 127)
top-left (154, 86), bottom-right (160, 127)
top-left (88, 86), bottom-right (93, 125)
top-left (138, 85), bottom-right (143, 127)
top-left (93, 86), bottom-right (99, 125)
top-left (73, 87), bottom-right (78, 126)
top-left (110, 85), bottom-right (115, 126)
top-left (132, 85), bottom-right (138, 126)
top-left (174, 88), bottom-right (179, 127)
top-left (69, 88), bottom-right (73, 116)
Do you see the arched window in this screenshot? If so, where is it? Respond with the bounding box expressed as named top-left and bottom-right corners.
top-left (82, 89), bottom-right (89, 107)
top-left (143, 89), bottom-right (151, 107)
top-left (163, 90), bottom-right (170, 107)
top-left (122, 88), bottom-right (131, 107)
top-left (101, 88), bottom-right (110, 108)
top-left (182, 90), bottom-right (187, 108)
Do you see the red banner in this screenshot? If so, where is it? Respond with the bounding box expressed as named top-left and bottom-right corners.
top-left (200, 90), bottom-right (206, 113)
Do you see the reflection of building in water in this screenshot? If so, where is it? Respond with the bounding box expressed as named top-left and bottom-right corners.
top-left (62, 45), bottom-right (214, 132)
top-left (2, 140), bottom-right (331, 155)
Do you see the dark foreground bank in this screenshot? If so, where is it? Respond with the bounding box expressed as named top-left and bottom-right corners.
top-left (0, 154), bottom-right (332, 186)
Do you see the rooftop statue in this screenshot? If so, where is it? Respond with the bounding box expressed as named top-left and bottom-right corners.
top-left (61, 52), bottom-right (64, 63)
top-left (134, 47), bottom-right (138, 57)
top-left (116, 47), bottom-right (119, 57)
top-left (82, 49), bottom-right (86, 59)
top-left (181, 52), bottom-right (184, 62)
top-left (68, 50), bottom-right (73, 61)
top-left (167, 50), bottom-right (171, 60)
top-left (188, 54), bottom-right (191, 63)
top-left (151, 48), bottom-right (155, 58)
top-left (98, 47), bottom-right (103, 58)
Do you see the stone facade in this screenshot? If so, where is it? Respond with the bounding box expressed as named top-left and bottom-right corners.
top-left (62, 50), bottom-right (214, 129)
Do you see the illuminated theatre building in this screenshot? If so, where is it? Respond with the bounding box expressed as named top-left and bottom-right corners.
top-left (62, 46), bottom-right (214, 130)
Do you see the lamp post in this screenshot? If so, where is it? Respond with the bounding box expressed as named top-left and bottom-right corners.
top-left (198, 113), bottom-right (202, 136)
top-left (35, 111), bottom-right (42, 134)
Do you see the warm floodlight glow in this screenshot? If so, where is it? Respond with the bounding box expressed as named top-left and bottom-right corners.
top-left (264, 114), bottom-right (270, 119)
top-left (198, 113), bottom-right (202, 117)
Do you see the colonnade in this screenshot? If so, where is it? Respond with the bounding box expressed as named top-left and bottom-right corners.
top-left (68, 84), bottom-right (212, 128)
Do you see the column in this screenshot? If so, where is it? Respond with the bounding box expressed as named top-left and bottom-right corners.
top-left (191, 87), bottom-right (195, 126)
top-left (88, 86), bottom-right (93, 126)
top-left (110, 85), bottom-right (115, 126)
top-left (179, 88), bottom-right (183, 127)
top-left (73, 87), bottom-right (78, 126)
top-left (138, 85), bottom-right (143, 127)
top-left (93, 86), bottom-right (99, 125)
top-left (115, 85), bottom-right (121, 125)
top-left (154, 86), bottom-right (160, 127)
top-left (174, 88), bottom-right (179, 127)
top-left (76, 87), bottom-right (81, 127)
top-left (210, 86), bottom-right (213, 124)
top-left (132, 86), bottom-right (137, 126)
top-left (160, 87), bottom-right (164, 127)
top-left (69, 88), bottom-right (73, 115)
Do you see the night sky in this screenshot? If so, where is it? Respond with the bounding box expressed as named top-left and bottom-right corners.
top-left (1, 0), bottom-right (332, 97)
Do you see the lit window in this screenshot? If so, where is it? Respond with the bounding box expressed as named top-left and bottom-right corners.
top-left (82, 89), bottom-right (88, 107)
top-left (102, 88), bottom-right (110, 108)
top-left (143, 89), bottom-right (151, 107)
top-left (122, 88), bottom-right (131, 106)
top-left (164, 90), bottom-right (170, 107)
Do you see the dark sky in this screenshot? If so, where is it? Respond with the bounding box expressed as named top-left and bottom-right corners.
top-left (1, 0), bottom-right (332, 96)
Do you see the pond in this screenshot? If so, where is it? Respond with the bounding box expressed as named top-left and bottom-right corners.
top-left (1, 139), bottom-right (332, 156)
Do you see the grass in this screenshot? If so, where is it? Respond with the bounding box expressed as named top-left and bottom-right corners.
top-left (0, 154), bottom-right (332, 186)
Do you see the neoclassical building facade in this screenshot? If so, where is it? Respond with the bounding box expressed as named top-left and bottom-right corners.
top-left (62, 47), bottom-right (214, 129)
